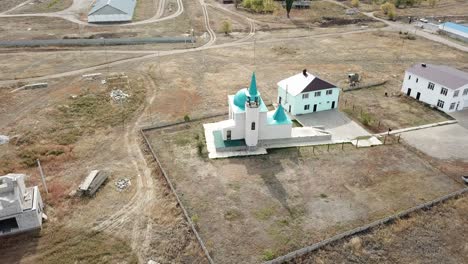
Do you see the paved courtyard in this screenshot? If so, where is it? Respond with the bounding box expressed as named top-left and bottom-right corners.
top-left (295, 109), bottom-right (371, 140)
top-left (402, 109), bottom-right (468, 160)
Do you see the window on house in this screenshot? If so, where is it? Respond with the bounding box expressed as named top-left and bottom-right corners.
top-left (251, 122), bottom-right (255, 130)
top-left (449, 103), bottom-right (456, 110)
top-left (326, 90), bottom-right (333, 95)
top-left (454, 90), bottom-right (459, 97)
top-left (314, 91), bottom-right (321, 97)
top-left (302, 93), bottom-right (309, 99)
top-left (440, 87), bottom-right (448, 96)
top-left (304, 104), bottom-right (310, 110)
top-left (428, 82), bottom-right (435, 90)
top-left (408, 75), bottom-right (411, 80)
top-left (463, 88), bottom-right (468, 96)
top-left (416, 78), bottom-right (418, 83)
top-left (437, 100), bottom-right (444, 108)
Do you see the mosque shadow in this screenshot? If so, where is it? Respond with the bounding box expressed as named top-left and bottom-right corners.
top-left (229, 147), bottom-right (301, 215)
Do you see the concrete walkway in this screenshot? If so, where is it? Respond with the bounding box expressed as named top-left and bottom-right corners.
top-left (295, 110), bottom-right (371, 140)
top-left (375, 120), bottom-right (458, 136)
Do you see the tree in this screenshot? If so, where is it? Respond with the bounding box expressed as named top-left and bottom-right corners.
top-left (351, 0), bottom-right (360, 7)
top-left (285, 0), bottom-right (293, 18)
top-left (221, 20), bottom-right (232, 35)
top-left (381, 2), bottom-right (396, 20)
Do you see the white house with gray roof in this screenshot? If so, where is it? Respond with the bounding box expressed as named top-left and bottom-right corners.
top-left (401, 63), bottom-right (468, 113)
top-left (277, 70), bottom-right (340, 115)
top-left (88, 0), bottom-right (136, 23)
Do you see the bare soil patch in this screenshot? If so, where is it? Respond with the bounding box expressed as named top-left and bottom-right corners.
top-left (0, 0), bottom-right (26, 12)
top-left (134, 0), bottom-right (158, 21)
top-left (0, 72), bottom-right (206, 263)
top-left (14, 0), bottom-right (73, 13)
top-left (292, 193), bottom-right (468, 264)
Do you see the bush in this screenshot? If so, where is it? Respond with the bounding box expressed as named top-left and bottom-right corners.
top-left (381, 2), bottom-right (396, 20)
top-left (428, 0), bottom-right (437, 8)
top-left (262, 249), bottom-right (276, 261)
top-left (183, 114), bottom-right (190, 122)
top-left (221, 20), bottom-right (232, 35)
top-left (351, 0), bottom-right (360, 7)
top-left (242, 0), bottom-right (276, 13)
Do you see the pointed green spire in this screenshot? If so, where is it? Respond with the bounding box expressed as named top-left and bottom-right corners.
top-left (248, 72), bottom-right (258, 97)
top-left (272, 104), bottom-right (289, 123)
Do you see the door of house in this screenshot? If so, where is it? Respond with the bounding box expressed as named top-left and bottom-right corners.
top-left (288, 105), bottom-right (291, 112)
top-left (331, 101), bottom-right (335, 109)
top-left (313, 104), bottom-right (317, 112)
top-left (407, 88), bottom-right (411, 96)
top-left (226, 130), bottom-right (231, 140)
top-left (279, 97), bottom-right (282, 104)
top-left (416, 92), bottom-right (421, 100)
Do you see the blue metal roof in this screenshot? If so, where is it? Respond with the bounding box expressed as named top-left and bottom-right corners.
top-left (441, 22), bottom-right (468, 34)
top-left (88, 0), bottom-right (136, 22)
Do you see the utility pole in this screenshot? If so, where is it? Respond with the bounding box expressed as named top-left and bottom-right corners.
top-left (36, 159), bottom-right (48, 194)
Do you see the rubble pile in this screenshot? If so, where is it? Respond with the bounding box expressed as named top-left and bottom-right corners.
top-left (115, 178), bottom-right (131, 191)
top-left (110, 89), bottom-right (130, 102)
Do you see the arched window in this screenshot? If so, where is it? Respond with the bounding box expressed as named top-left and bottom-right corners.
top-left (251, 122), bottom-right (256, 130)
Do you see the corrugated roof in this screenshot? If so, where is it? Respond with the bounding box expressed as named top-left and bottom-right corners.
top-left (441, 22), bottom-right (468, 34)
top-left (88, 0), bottom-right (136, 22)
top-left (278, 71), bottom-right (336, 96)
top-left (406, 64), bottom-right (468, 90)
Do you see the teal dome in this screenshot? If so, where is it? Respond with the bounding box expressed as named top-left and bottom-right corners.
top-left (233, 88), bottom-right (247, 110)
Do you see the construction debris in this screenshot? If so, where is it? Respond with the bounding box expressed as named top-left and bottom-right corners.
top-left (110, 89), bottom-right (130, 102)
top-left (82, 73), bottom-right (102, 80)
top-left (115, 178), bottom-right (131, 191)
top-left (345, 8), bottom-right (359, 15)
top-left (78, 170), bottom-right (109, 196)
top-left (0, 135), bottom-right (9, 145)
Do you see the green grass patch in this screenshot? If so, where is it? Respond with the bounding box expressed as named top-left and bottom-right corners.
top-left (254, 206), bottom-right (276, 221)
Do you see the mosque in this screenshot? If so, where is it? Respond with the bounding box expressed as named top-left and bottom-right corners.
top-left (204, 73), bottom-right (333, 157)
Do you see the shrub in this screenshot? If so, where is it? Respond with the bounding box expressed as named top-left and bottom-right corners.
top-left (428, 0), bottom-right (437, 8)
top-left (183, 114), bottom-right (190, 122)
top-left (351, 0), bottom-right (360, 7)
top-left (381, 2), bottom-right (396, 20)
top-left (262, 249), bottom-right (276, 261)
top-left (221, 20), bottom-right (232, 35)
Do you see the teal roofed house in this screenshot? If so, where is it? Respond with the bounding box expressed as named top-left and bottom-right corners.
top-left (208, 72), bottom-right (293, 151)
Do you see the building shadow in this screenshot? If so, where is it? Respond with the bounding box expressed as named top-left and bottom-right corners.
top-left (0, 230), bottom-right (40, 263)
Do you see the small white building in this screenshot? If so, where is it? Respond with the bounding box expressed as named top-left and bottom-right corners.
top-left (401, 63), bottom-right (468, 113)
top-left (0, 174), bottom-right (44, 236)
top-left (277, 70), bottom-right (340, 115)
